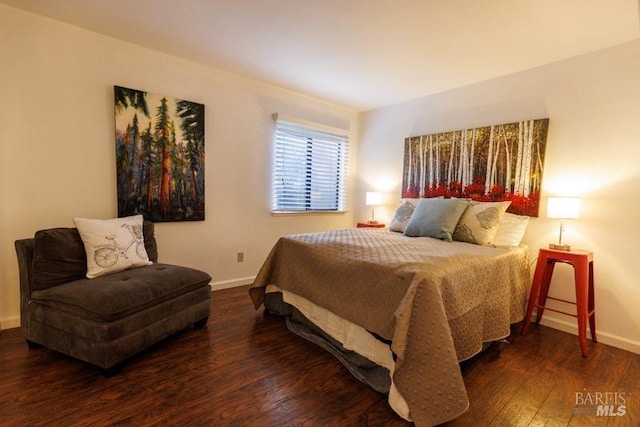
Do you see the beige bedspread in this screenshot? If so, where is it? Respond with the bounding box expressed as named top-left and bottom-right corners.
top-left (249, 228), bottom-right (529, 426)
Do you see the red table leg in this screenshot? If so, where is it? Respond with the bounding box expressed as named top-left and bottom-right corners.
top-left (521, 248), bottom-right (595, 357)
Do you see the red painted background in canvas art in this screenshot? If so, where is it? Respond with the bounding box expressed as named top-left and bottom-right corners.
top-left (401, 119), bottom-right (549, 216)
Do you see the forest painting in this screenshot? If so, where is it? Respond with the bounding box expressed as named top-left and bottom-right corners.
top-left (401, 119), bottom-right (549, 216)
top-left (115, 86), bottom-right (205, 222)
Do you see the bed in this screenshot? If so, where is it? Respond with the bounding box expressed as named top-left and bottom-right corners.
top-left (249, 203), bottom-right (530, 426)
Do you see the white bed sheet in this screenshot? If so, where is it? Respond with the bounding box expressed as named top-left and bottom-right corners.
top-left (266, 284), bottom-right (412, 421)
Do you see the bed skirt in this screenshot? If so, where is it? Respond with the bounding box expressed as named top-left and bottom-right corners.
top-left (265, 290), bottom-right (392, 393)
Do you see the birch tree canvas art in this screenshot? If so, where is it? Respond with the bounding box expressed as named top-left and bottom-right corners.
top-left (401, 119), bottom-right (549, 216)
top-left (115, 86), bottom-right (205, 222)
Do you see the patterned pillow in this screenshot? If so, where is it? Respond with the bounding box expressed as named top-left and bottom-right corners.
top-left (452, 201), bottom-right (511, 246)
top-left (388, 199), bottom-right (421, 232)
top-left (73, 215), bottom-right (152, 278)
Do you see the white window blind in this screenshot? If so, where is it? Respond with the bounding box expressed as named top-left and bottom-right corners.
top-left (272, 117), bottom-right (349, 213)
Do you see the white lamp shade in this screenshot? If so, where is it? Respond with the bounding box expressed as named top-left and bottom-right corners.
top-left (547, 197), bottom-right (580, 219)
top-left (365, 192), bottom-right (382, 206)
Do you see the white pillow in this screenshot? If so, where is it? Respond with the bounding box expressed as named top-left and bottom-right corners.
top-left (388, 199), bottom-right (421, 232)
top-left (73, 215), bottom-right (152, 278)
top-left (453, 201), bottom-right (511, 246)
top-left (492, 213), bottom-right (530, 246)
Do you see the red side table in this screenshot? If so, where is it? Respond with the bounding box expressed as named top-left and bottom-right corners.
top-left (356, 222), bottom-right (385, 228)
top-left (521, 248), bottom-right (596, 356)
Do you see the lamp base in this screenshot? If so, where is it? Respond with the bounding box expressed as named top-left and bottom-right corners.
top-left (549, 243), bottom-right (571, 251)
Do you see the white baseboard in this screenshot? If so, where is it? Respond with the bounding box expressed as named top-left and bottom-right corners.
top-left (211, 276), bottom-right (255, 291)
top-left (538, 315), bottom-right (640, 355)
top-left (0, 317), bottom-right (20, 330)
top-left (5, 282), bottom-right (637, 356)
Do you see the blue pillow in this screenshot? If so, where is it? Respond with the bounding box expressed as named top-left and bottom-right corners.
top-left (404, 198), bottom-right (470, 241)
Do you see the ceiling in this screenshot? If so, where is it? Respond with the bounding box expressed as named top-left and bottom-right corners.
top-left (3, 0), bottom-right (639, 111)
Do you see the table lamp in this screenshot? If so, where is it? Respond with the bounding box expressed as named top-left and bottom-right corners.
top-left (547, 197), bottom-right (580, 251)
top-left (365, 192), bottom-right (382, 224)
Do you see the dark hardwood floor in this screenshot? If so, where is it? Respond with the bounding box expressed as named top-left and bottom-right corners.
top-left (0, 285), bottom-right (638, 426)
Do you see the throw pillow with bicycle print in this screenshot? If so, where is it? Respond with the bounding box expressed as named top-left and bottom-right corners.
top-left (74, 215), bottom-right (153, 278)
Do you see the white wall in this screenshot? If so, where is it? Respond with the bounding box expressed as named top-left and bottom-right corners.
top-left (3, 4), bottom-right (638, 356)
top-left (0, 5), bottom-right (358, 328)
top-left (357, 40), bottom-right (640, 354)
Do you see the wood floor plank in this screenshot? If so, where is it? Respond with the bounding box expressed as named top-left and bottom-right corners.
top-left (0, 285), bottom-right (638, 426)
top-left (609, 353), bottom-right (640, 426)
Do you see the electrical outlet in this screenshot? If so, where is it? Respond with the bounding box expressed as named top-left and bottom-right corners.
top-left (237, 252), bottom-right (244, 262)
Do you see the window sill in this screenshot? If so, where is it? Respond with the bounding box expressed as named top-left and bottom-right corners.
top-left (271, 210), bottom-right (347, 216)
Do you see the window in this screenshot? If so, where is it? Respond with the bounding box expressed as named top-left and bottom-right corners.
top-left (272, 115), bottom-right (350, 213)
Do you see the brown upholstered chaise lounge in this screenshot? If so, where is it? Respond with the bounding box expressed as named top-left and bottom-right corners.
top-left (15, 221), bottom-right (211, 372)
